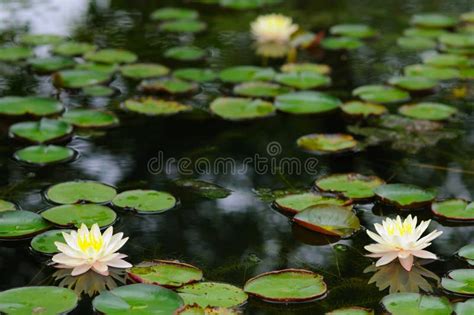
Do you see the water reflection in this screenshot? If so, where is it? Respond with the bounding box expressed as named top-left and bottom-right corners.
top-left (255, 42), bottom-right (291, 59)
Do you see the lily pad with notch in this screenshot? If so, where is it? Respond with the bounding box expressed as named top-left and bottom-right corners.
top-left (112, 190), bottom-right (177, 214)
top-left (438, 33), bottom-right (474, 48)
top-left (30, 229), bottom-right (73, 255)
top-left (341, 101), bottom-right (387, 118)
top-left (381, 292), bottom-right (452, 315)
top-left (177, 282), bottom-right (248, 308)
top-left (41, 204), bottom-right (117, 228)
top-left (75, 62), bottom-right (118, 75)
top-left (0, 200), bottom-right (17, 212)
top-left (173, 68), bottom-right (217, 82)
top-left (0, 210), bottom-right (51, 240)
top-left (14, 145), bottom-right (76, 166)
top-left (275, 91), bottom-right (341, 114)
top-left (321, 37), bottom-right (363, 50)
top-left (454, 299), bottom-right (474, 315)
top-left (273, 193), bottom-right (350, 215)
top-left (458, 244), bottom-right (474, 266)
top-left (161, 19), bottom-right (207, 33)
top-left (423, 53), bottom-right (471, 68)
top-left (398, 102), bottom-right (457, 121)
top-left (441, 269), bottom-right (474, 296)
top-left (0, 96), bottom-right (64, 117)
top-left (281, 63), bottom-right (331, 75)
top-left (62, 109), bottom-right (119, 128)
top-left (275, 71), bottom-right (331, 89)
top-left (124, 98), bottom-right (192, 116)
top-left (164, 46), bottom-right (206, 61)
top-left (234, 81), bottom-right (291, 98)
top-left (84, 49), bottom-right (137, 64)
top-left (53, 41), bottom-right (97, 56)
top-left (0, 46), bottom-right (33, 62)
top-left (403, 64), bottom-right (460, 80)
top-left (352, 85), bottom-right (410, 104)
top-left (410, 13), bottom-right (457, 28)
top-left (28, 56), bottom-right (75, 73)
top-left (19, 34), bottom-right (64, 46)
top-left (315, 173), bottom-right (385, 200)
top-left (219, 66), bottom-right (275, 83)
top-left (46, 180), bottom-right (117, 204)
top-left (388, 76), bottom-right (438, 92)
top-left (297, 134), bottom-right (359, 155)
top-left (432, 199), bottom-right (474, 221)
top-left (397, 36), bottom-right (437, 50)
top-left (151, 7), bottom-right (199, 21)
top-left (53, 69), bottom-right (111, 89)
top-left (139, 78), bottom-right (199, 95)
top-left (329, 24), bottom-right (376, 38)
top-left (210, 97), bottom-right (275, 121)
top-left (174, 179), bottom-right (231, 199)
top-left (9, 119), bottom-right (73, 144)
top-left (120, 63), bottom-right (169, 80)
top-left (374, 183), bottom-right (436, 208)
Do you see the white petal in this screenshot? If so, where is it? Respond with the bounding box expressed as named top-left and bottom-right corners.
top-left (367, 230), bottom-right (386, 244)
top-left (411, 249), bottom-right (437, 260)
top-left (92, 261), bottom-right (109, 276)
top-left (375, 252), bottom-right (399, 266)
top-left (71, 264), bottom-right (92, 276)
top-left (52, 253), bottom-right (86, 267)
top-left (399, 255), bottom-right (414, 271)
top-left (106, 258), bottom-right (132, 269)
top-left (365, 243), bottom-right (394, 254)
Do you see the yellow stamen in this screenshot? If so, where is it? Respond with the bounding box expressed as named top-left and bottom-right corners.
top-left (77, 231), bottom-right (103, 252)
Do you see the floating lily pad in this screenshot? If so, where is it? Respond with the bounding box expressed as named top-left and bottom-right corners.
top-left (442, 269), bottom-right (474, 296)
top-left (0, 46), bottom-right (33, 62)
top-left (174, 179), bottom-right (231, 199)
top-left (0, 286), bottom-right (78, 315)
top-left (93, 284), bottom-right (184, 314)
top-left (29, 56), bottom-right (75, 73)
top-left (128, 260), bottom-right (203, 287)
top-left (293, 205), bottom-right (360, 237)
top-left (458, 244), bottom-right (474, 265)
top-left (84, 49), bottom-right (137, 64)
top-left (341, 101), bottom-right (387, 118)
top-left (62, 109), bottom-right (119, 128)
top-left (397, 36), bottom-right (437, 50)
top-left (274, 193), bottom-right (349, 215)
top-left (177, 282), bottom-right (248, 308)
top-left (0, 200), bottom-right (16, 212)
top-left (321, 37), bottom-right (363, 50)
top-left (164, 46), bottom-right (206, 61)
top-left (275, 91), bottom-right (341, 114)
top-left (388, 76), bottom-right (438, 92)
top-left (399, 102), bottom-right (457, 121)
top-left (82, 85), bottom-right (115, 97)
top-left (0, 96), bottom-right (63, 117)
top-left (161, 19), bottom-right (207, 33)
top-left (112, 190), bottom-right (177, 214)
top-left (352, 85), bottom-right (410, 104)
top-left (219, 0), bottom-right (282, 10)
top-left (53, 41), bottom-right (97, 56)
top-left (30, 229), bottom-right (73, 254)
top-left (41, 204), bottom-right (117, 228)
top-left (315, 173), bottom-right (385, 200)
top-left (139, 78), bottom-right (199, 95)
top-left (461, 12), bottom-right (474, 23)
top-left (404, 64), bottom-right (460, 80)
top-left (173, 68), bottom-right (217, 82)
top-left (53, 69), bottom-right (111, 88)
top-left (432, 199), bottom-right (474, 221)
top-left (14, 145), bottom-right (76, 166)
top-left (410, 13), bottom-right (457, 28)
top-left (0, 210), bottom-right (51, 239)
top-left (281, 63), bottom-right (331, 75)
top-left (381, 293), bottom-right (452, 315)
top-left (297, 134), bottom-right (359, 154)
top-left (439, 33), bottom-right (474, 48)
top-left (46, 180), bottom-right (117, 204)
top-left (120, 63), bottom-right (169, 80)
top-left (124, 98), bottom-right (192, 116)
top-left (19, 34), bottom-right (64, 45)
top-left (460, 68), bottom-right (474, 80)
top-left (327, 307), bottom-right (374, 315)
top-left (275, 71), bottom-right (331, 89)
top-left (75, 62), bottom-right (118, 74)
top-left (403, 28), bottom-right (447, 38)
top-left (9, 119), bottom-right (73, 144)
top-left (233, 81), bottom-right (291, 97)
top-left (151, 7), bottom-right (199, 21)
top-left (423, 54), bottom-right (471, 68)
top-left (330, 24), bottom-right (376, 38)
top-left (454, 299), bottom-right (474, 315)
top-left (209, 97), bottom-right (275, 121)
top-left (374, 183), bottom-right (436, 208)
top-left (219, 66), bottom-right (275, 83)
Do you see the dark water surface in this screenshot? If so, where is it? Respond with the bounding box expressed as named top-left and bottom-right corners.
top-left (0, 0), bottom-right (474, 314)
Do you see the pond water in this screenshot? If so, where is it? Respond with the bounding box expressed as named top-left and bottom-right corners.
top-left (0, 0), bottom-right (473, 314)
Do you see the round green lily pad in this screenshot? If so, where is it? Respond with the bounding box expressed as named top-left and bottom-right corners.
top-left (0, 286), bottom-right (78, 315)
top-left (173, 68), bottom-right (217, 82)
top-left (404, 64), bottom-right (460, 80)
top-left (327, 306), bottom-right (374, 315)
top-left (53, 69), bottom-right (111, 88)
top-left (297, 134), bottom-right (359, 154)
top-left (352, 85), bottom-right (410, 104)
top-left (459, 244), bottom-right (474, 265)
top-left (432, 199), bottom-right (474, 221)
top-left (273, 193), bottom-right (349, 215)
top-left (9, 119), bottom-right (73, 144)
top-left (46, 180), bottom-right (117, 204)
top-left (374, 183), bottom-right (436, 208)
top-left (233, 81), bottom-right (291, 97)
top-left (75, 62), bottom-right (118, 74)
top-left (423, 54), bottom-right (471, 68)
top-left (454, 299), bottom-right (474, 315)
top-left (0, 96), bottom-right (63, 117)
top-left (381, 293), bottom-right (452, 315)
top-left (0, 200), bottom-right (17, 212)
top-left (442, 269), bottom-right (474, 296)
top-left (14, 145), bottom-right (76, 166)
top-left (244, 269), bottom-right (326, 303)
top-left (461, 12), bottom-right (474, 23)
top-left (53, 41), bottom-right (97, 56)
top-left (30, 229), bottom-right (73, 254)
top-left (120, 63), bottom-right (169, 80)
top-left (128, 260), bottom-right (203, 288)
top-left (112, 190), bottom-right (177, 214)
top-left (177, 282), bottom-right (248, 308)
top-left (62, 109), bottom-right (119, 128)
top-left (0, 46), bottom-right (33, 62)
top-left (0, 210), bottom-right (51, 240)
top-left (41, 204), bottom-right (117, 228)
top-left (19, 34), bottom-right (64, 46)
top-left (399, 102), bottom-right (457, 121)
top-left (410, 13), bottom-right (457, 28)
top-left (219, 66), bottom-right (275, 83)
top-left (124, 98), bottom-right (192, 116)
top-left (403, 27), bottom-right (447, 38)
top-left (315, 173), bottom-right (385, 200)
top-left (209, 97), bottom-right (275, 121)
top-left (275, 71), bottom-right (331, 89)
top-left (84, 49), bottom-right (137, 64)
top-left (293, 205), bottom-right (361, 237)
top-left (330, 24), bottom-right (376, 38)
top-left (28, 56), bottom-right (75, 73)
top-left (161, 19), bottom-right (206, 33)
top-left (82, 85), bottom-right (115, 97)
top-left (164, 46), bottom-right (206, 61)
top-left (460, 68), bottom-right (474, 80)
top-left (151, 7), bottom-right (199, 21)
top-left (397, 36), bottom-right (437, 50)
top-left (275, 91), bottom-right (341, 114)
top-left (139, 78), bottom-right (198, 95)
top-left (341, 101), bottom-right (387, 118)
top-left (321, 37), bottom-right (363, 50)
top-left (93, 284), bottom-right (184, 314)
top-left (220, 0), bottom-right (283, 10)
top-left (388, 76), bottom-right (438, 92)
top-left (281, 63), bottom-right (331, 75)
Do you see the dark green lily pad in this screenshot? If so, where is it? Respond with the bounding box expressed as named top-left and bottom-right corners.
top-left (139, 78), bottom-right (198, 95)
top-left (442, 269), bottom-right (474, 296)
top-left (209, 97), bottom-right (275, 121)
top-left (0, 96), bottom-right (63, 117)
top-left (234, 81), bottom-right (291, 97)
top-left (244, 269), bottom-right (326, 303)
top-left (275, 71), bottom-right (331, 89)
top-left (93, 284), bottom-right (184, 314)
top-left (381, 293), bottom-right (452, 315)
top-left (75, 62), bottom-right (118, 74)
top-left (399, 102), bottom-right (457, 121)
top-left (30, 229), bottom-right (73, 254)
top-left (410, 13), bottom-right (457, 28)
top-left (460, 68), bottom-right (474, 80)
top-left (19, 34), bottom-right (64, 45)
top-left (9, 119), bottom-right (73, 144)
top-left (219, 66), bottom-right (275, 83)
top-left (0, 210), bottom-right (51, 239)
top-left (280, 63), bottom-right (331, 75)
top-left (14, 145), bottom-right (76, 166)
top-left (397, 36), bottom-right (437, 50)
top-left (124, 98), bottom-right (192, 116)
top-left (177, 282), bottom-right (248, 308)
top-left (164, 46), bottom-right (206, 61)
top-left (41, 204), bottom-right (117, 228)
top-left (330, 24), bottom-right (376, 38)
top-left (0, 200), bottom-right (17, 212)
top-left (275, 91), bottom-right (340, 114)
top-left (53, 70), bottom-right (111, 88)
top-left (112, 190), bottom-right (177, 214)
top-left (423, 54), bottom-right (471, 68)
top-left (128, 260), bottom-right (203, 288)
top-left (432, 199), bottom-right (474, 221)
top-left (458, 244), bottom-right (474, 265)
top-left (374, 183), bottom-right (436, 208)
top-left (173, 68), bottom-right (217, 82)
top-left (388, 76), bottom-right (438, 92)
top-left (321, 37), bottom-right (363, 50)
top-left (82, 85), bottom-right (115, 97)
top-left (84, 49), bottom-right (137, 64)
top-left (353, 85), bottom-right (410, 104)
top-left (454, 299), bottom-right (474, 315)
top-left (293, 205), bottom-right (360, 237)
top-left (439, 33), bottom-right (474, 48)
top-left (53, 41), bottom-right (97, 56)
top-left (0, 286), bottom-right (78, 315)
top-left (151, 7), bottom-right (199, 21)
top-left (327, 307), bottom-right (374, 315)
top-left (297, 134), bottom-right (359, 154)
top-left (46, 180), bottom-right (117, 204)
top-left (29, 56), bottom-right (75, 73)
top-left (0, 46), bottom-right (33, 62)
top-left (174, 179), bottom-right (231, 199)
top-left (403, 28), bottom-right (447, 38)
top-left (62, 109), bottom-right (119, 128)
top-left (404, 64), bottom-right (460, 80)
top-left (315, 173), bottom-right (385, 200)
top-left (341, 101), bottom-right (387, 118)
top-left (274, 193), bottom-right (349, 215)
top-left (161, 19), bottom-right (207, 33)
top-left (120, 63), bottom-right (169, 80)
top-left (219, 0), bottom-right (282, 10)
top-left (461, 12), bottom-right (474, 23)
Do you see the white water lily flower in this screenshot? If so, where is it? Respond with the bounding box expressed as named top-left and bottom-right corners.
top-left (365, 215), bottom-right (442, 271)
top-left (52, 223), bottom-right (132, 276)
top-left (251, 14), bottom-right (298, 44)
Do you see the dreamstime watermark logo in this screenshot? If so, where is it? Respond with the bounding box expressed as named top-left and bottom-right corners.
top-left (147, 141), bottom-right (319, 176)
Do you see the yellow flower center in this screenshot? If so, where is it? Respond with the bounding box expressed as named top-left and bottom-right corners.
top-left (386, 221), bottom-right (413, 236)
top-left (77, 231), bottom-right (103, 252)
